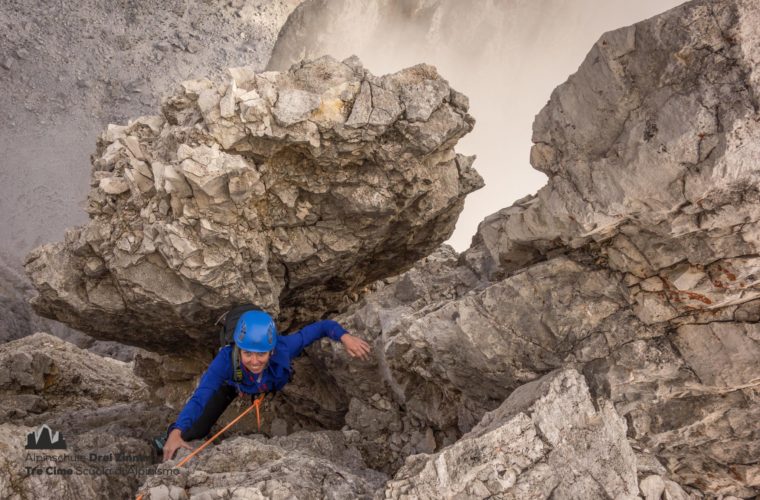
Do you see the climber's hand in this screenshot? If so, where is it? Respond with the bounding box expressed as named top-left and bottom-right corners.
top-left (163, 428), bottom-right (192, 462)
top-left (341, 333), bottom-right (371, 361)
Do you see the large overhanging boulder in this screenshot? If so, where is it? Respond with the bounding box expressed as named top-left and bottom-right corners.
top-left (23, 55), bottom-right (482, 353)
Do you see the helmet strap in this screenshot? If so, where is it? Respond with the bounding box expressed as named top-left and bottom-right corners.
top-left (232, 345), bottom-right (243, 383)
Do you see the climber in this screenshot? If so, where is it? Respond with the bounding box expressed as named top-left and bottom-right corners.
top-left (161, 310), bottom-right (371, 461)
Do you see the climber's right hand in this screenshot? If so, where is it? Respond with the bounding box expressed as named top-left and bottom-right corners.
top-left (163, 428), bottom-right (192, 462)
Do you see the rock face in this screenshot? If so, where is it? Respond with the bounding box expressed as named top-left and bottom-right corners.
top-left (466, 0), bottom-right (760, 281)
top-left (384, 369), bottom-right (638, 499)
top-left (137, 430), bottom-right (387, 499)
top-left (0, 333), bottom-right (173, 500)
top-left (460, 1), bottom-right (760, 495)
top-left (0, 251), bottom-right (140, 361)
top-left (289, 245), bottom-right (482, 471)
top-left (24, 55), bottom-right (482, 353)
top-left (278, 1), bottom-right (760, 496)
top-left (7, 0), bottom-right (760, 498)
top-left (0, 332), bottom-right (148, 423)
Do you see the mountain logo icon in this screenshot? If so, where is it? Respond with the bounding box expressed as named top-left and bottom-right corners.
top-left (25, 424), bottom-right (67, 450)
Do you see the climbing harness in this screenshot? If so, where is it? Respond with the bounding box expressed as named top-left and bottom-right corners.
top-left (135, 394), bottom-right (266, 500)
top-left (177, 393), bottom-right (264, 467)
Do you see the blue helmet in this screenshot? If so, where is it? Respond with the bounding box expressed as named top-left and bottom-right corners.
top-left (234, 310), bottom-right (278, 352)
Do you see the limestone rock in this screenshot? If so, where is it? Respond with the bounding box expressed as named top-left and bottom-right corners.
top-left (459, 194), bottom-right (547, 282)
top-left (0, 332), bottom-right (149, 424)
top-left (285, 2), bottom-right (760, 496)
top-left (383, 369), bottom-right (638, 499)
top-left (463, 0), bottom-right (760, 290)
top-left (663, 480), bottom-right (694, 500)
top-left (304, 245), bottom-right (755, 496)
top-left (0, 333), bottom-right (173, 500)
top-left (133, 349), bottom-right (211, 409)
top-left (9, 1), bottom-right (760, 498)
top-left (136, 430), bottom-right (387, 499)
top-left (287, 245), bottom-right (482, 471)
top-left (450, 1), bottom-right (760, 495)
top-left (0, 254), bottom-right (140, 361)
top-left (298, 253), bottom-right (638, 473)
top-left (640, 475), bottom-right (666, 500)
top-left (99, 176), bottom-right (130, 195)
top-left (24, 55), bottom-right (482, 353)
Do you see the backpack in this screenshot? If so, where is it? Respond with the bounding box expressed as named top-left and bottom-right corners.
top-left (215, 303), bottom-right (261, 383)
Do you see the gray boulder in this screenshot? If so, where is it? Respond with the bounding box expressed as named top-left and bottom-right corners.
top-left (0, 332), bottom-right (149, 424)
top-left (464, 0), bottom-right (760, 286)
top-left (455, 1), bottom-right (760, 495)
top-left (383, 369), bottom-right (638, 499)
top-left (24, 55), bottom-right (482, 353)
top-left (0, 333), bottom-right (173, 499)
top-left (137, 430), bottom-right (387, 499)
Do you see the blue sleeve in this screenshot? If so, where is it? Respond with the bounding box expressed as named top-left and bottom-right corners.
top-left (279, 320), bottom-right (347, 358)
top-left (168, 348), bottom-right (232, 433)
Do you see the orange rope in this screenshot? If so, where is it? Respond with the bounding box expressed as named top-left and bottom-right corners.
top-left (177, 394), bottom-right (265, 467)
top-left (254, 395), bottom-right (262, 431)
top-left (135, 394), bottom-right (266, 500)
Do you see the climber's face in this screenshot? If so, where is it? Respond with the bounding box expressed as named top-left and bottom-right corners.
top-left (240, 350), bottom-right (271, 374)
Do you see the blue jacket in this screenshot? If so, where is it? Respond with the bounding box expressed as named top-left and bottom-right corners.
top-left (169, 320), bottom-right (347, 433)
